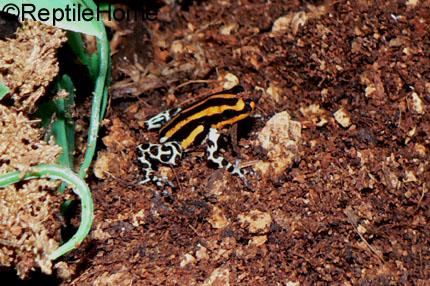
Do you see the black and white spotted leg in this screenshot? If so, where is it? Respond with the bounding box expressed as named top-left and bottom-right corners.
top-left (135, 149), bottom-right (155, 185)
top-left (206, 128), bottom-right (248, 184)
top-left (144, 107), bottom-right (182, 131)
top-left (137, 141), bottom-right (183, 188)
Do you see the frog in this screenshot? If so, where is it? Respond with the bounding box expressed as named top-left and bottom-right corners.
top-left (137, 85), bottom-right (255, 190)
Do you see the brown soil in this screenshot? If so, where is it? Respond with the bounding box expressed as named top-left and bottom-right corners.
top-left (3, 0), bottom-right (430, 284)
top-left (67, 1), bottom-right (430, 284)
top-left (69, 1), bottom-right (429, 285)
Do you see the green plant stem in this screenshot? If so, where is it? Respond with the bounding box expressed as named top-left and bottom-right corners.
top-left (0, 165), bottom-right (94, 260)
top-left (78, 18), bottom-right (110, 179)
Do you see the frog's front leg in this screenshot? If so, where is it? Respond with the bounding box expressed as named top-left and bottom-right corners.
top-left (206, 128), bottom-right (247, 183)
top-left (144, 107), bottom-right (182, 131)
top-left (137, 141), bottom-right (182, 188)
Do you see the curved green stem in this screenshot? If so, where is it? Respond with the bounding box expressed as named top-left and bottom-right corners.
top-left (0, 165), bottom-right (94, 260)
top-left (78, 8), bottom-right (110, 179)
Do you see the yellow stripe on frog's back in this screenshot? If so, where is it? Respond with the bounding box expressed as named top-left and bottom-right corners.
top-left (162, 99), bottom-right (245, 141)
top-left (159, 93), bottom-right (238, 135)
top-left (180, 124), bottom-right (206, 149)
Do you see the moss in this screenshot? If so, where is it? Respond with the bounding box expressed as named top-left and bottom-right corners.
top-left (0, 105), bottom-right (64, 278)
top-left (0, 21), bottom-right (66, 112)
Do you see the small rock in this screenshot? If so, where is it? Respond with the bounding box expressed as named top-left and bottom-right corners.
top-left (415, 144), bottom-right (427, 156)
top-left (54, 262), bottom-right (73, 280)
top-left (248, 235), bottom-right (267, 246)
top-left (220, 73), bottom-right (240, 90)
top-left (180, 253), bottom-right (196, 268)
top-left (220, 23), bottom-right (237, 35)
top-left (92, 225), bottom-right (111, 240)
top-left (253, 161), bottom-right (271, 177)
top-left (334, 108), bottom-right (352, 128)
top-left (238, 210), bottom-right (272, 234)
top-left (409, 92), bottom-right (425, 114)
top-left (266, 84), bottom-right (283, 103)
top-left (360, 71), bottom-right (385, 103)
top-left (404, 171), bottom-right (418, 183)
top-left (256, 111), bottom-right (301, 179)
top-left (406, 0), bottom-right (419, 6)
top-left (170, 41), bottom-right (184, 54)
top-left (357, 225), bottom-right (367, 234)
top-left (208, 206), bottom-right (229, 229)
top-left (131, 209), bottom-right (146, 227)
top-left (316, 118), bottom-right (328, 127)
top-left (389, 37), bottom-right (403, 47)
top-left (196, 244), bottom-right (209, 260)
top-left (272, 12), bottom-right (308, 34)
top-left (299, 104), bottom-right (329, 128)
top-left (365, 85), bottom-right (377, 97)
top-left (408, 127), bottom-right (417, 138)
top-left (93, 152), bottom-right (110, 179)
top-left (272, 5), bottom-right (327, 34)
top-left (202, 267), bottom-right (230, 286)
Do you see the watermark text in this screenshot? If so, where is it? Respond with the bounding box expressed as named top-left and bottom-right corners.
top-left (1, 3), bottom-right (157, 25)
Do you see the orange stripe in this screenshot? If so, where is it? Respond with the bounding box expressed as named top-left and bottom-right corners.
top-left (164, 100), bottom-right (245, 139)
top-left (181, 124), bottom-right (205, 149)
top-left (159, 94), bottom-right (237, 134)
top-left (211, 112), bottom-right (251, 129)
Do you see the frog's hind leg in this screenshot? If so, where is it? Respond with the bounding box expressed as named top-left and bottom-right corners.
top-left (206, 128), bottom-right (247, 183)
top-left (137, 141), bottom-right (183, 189)
top-left (144, 107), bottom-right (182, 131)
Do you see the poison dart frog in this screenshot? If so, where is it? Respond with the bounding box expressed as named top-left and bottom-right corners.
top-left (137, 85), bottom-right (255, 189)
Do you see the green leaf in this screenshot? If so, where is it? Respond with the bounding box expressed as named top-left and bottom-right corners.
top-left (0, 0), bottom-right (104, 38)
top-left (34, 75), bottom-right (76, 175)
top-left (0, 82), bottom-right (9, 100)
top-left (54, 75), bottom-right (76, 169)
top-left (67, 32), bottom-right (99, 80)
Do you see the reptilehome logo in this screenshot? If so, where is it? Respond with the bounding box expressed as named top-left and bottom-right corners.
top-left (1, 3), bottom-right (157, 25)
